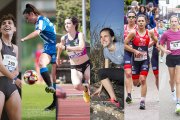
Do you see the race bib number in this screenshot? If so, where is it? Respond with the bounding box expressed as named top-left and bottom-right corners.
top-left (134, 51), bottom-right (147, 61)
top-left (170, 40), bottom-right (180, 50)
top-left (3, 54), bottom-right (18, 72)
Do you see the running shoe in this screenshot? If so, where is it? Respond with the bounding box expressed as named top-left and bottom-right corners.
top-left (139, 100), bottom-right (145, 110)
top-left (44, 102), bottom-right (56, 111)
top-left (172, 90), bottom-right (176, 101)
top-left (175, 103), bottom-right (180, 114)
top-left (45, 86), bottom-right (56, 93)
top-left (110, 98), bottom-right (120, 108)
top-left (83, 88), bottom-right (90, 103)
top-left (126, 96), bottom-right (132, 104)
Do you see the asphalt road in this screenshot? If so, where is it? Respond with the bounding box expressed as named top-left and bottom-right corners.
top-left (125, 53), bottom-right (180, 120)
top-left (159, 55), bottom-right (180, 119)
top-left (125, 67), bottom-right (159, 120)
top-left (125, 50), bottom-right (159, 120)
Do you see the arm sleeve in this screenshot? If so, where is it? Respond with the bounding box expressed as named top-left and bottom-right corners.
top-left (36, 19), bottom-right (46, 31)
top-left (160, 32), bottom-right (167, 45)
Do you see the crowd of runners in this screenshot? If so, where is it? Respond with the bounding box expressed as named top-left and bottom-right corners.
top-left (124, 0), bottom-right (180, 114)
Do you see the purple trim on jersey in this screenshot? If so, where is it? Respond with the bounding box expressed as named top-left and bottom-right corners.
top-left (64, 32), bottom-right (87, 59)
top-left (160, 29), bottom-right (180, 55)
top-left (69, 48), bottom-right (87, 59)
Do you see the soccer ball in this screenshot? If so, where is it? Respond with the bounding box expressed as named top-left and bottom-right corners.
top-left (23, 70), bottom-right (38, 85)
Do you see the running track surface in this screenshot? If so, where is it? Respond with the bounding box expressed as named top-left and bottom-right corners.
top-left (57, 84), bottom-right (90, 120)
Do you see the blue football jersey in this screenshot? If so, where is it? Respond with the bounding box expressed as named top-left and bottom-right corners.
top-left (35, 16), bottom-right (56, 54)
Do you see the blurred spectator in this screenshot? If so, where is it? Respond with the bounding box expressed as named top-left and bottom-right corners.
top-left (137, 5), bottom-right (149, 19)
top-left (158, 20), bottom-right (166, 39)
top-left (131, 0), bottom-right (139, 14)
top-left (147, 2), bottom-right (154, 17)
top-left (149, 7), bottom-right (159, 29)
top-left (158, 20), bottom-right (166, 63)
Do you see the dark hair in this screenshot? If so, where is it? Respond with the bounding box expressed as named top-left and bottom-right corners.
top-left (23, 4), bottom-right (41, 15)
top-left (100, 28), bottom-right (117, 42)
top-left (127, 10), bottom-right (136, 17)
top-left (0, 14), bottom-right (16, 26)
top-left (127, 6), bottom-right (132, 11)
top-left (139, 5), bottom-right (146, 13)
top-left (137, 14), bottom-right (147, 22)
top-left (152, 7), bottom-right (158, 15)
top-left (66, 16), bottom-right (79, 31)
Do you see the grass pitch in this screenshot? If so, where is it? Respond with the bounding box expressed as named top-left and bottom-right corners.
top-left (22, 84), bottom-right (56, 120)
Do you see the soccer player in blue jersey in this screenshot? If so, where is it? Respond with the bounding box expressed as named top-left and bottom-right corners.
top-left (21, 4), bottom-right (57, 111)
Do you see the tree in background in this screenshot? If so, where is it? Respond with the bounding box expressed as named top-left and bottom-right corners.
top-left (56, 0), bottom-right (90, 41)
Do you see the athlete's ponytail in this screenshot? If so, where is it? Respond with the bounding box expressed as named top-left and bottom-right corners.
top-left (23, 4), bottom-right (41, 15)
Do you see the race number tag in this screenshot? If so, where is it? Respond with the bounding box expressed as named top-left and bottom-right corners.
top-left (134, 51), bottom-right (147, 61)
top-left (170, 40), bottom-right (180, 50)
top-left (3, 54), bottom-right (18, 72)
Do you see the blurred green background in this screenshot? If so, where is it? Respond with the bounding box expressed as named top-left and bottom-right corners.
top-left (21, 22), bottom-right (44, 72)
